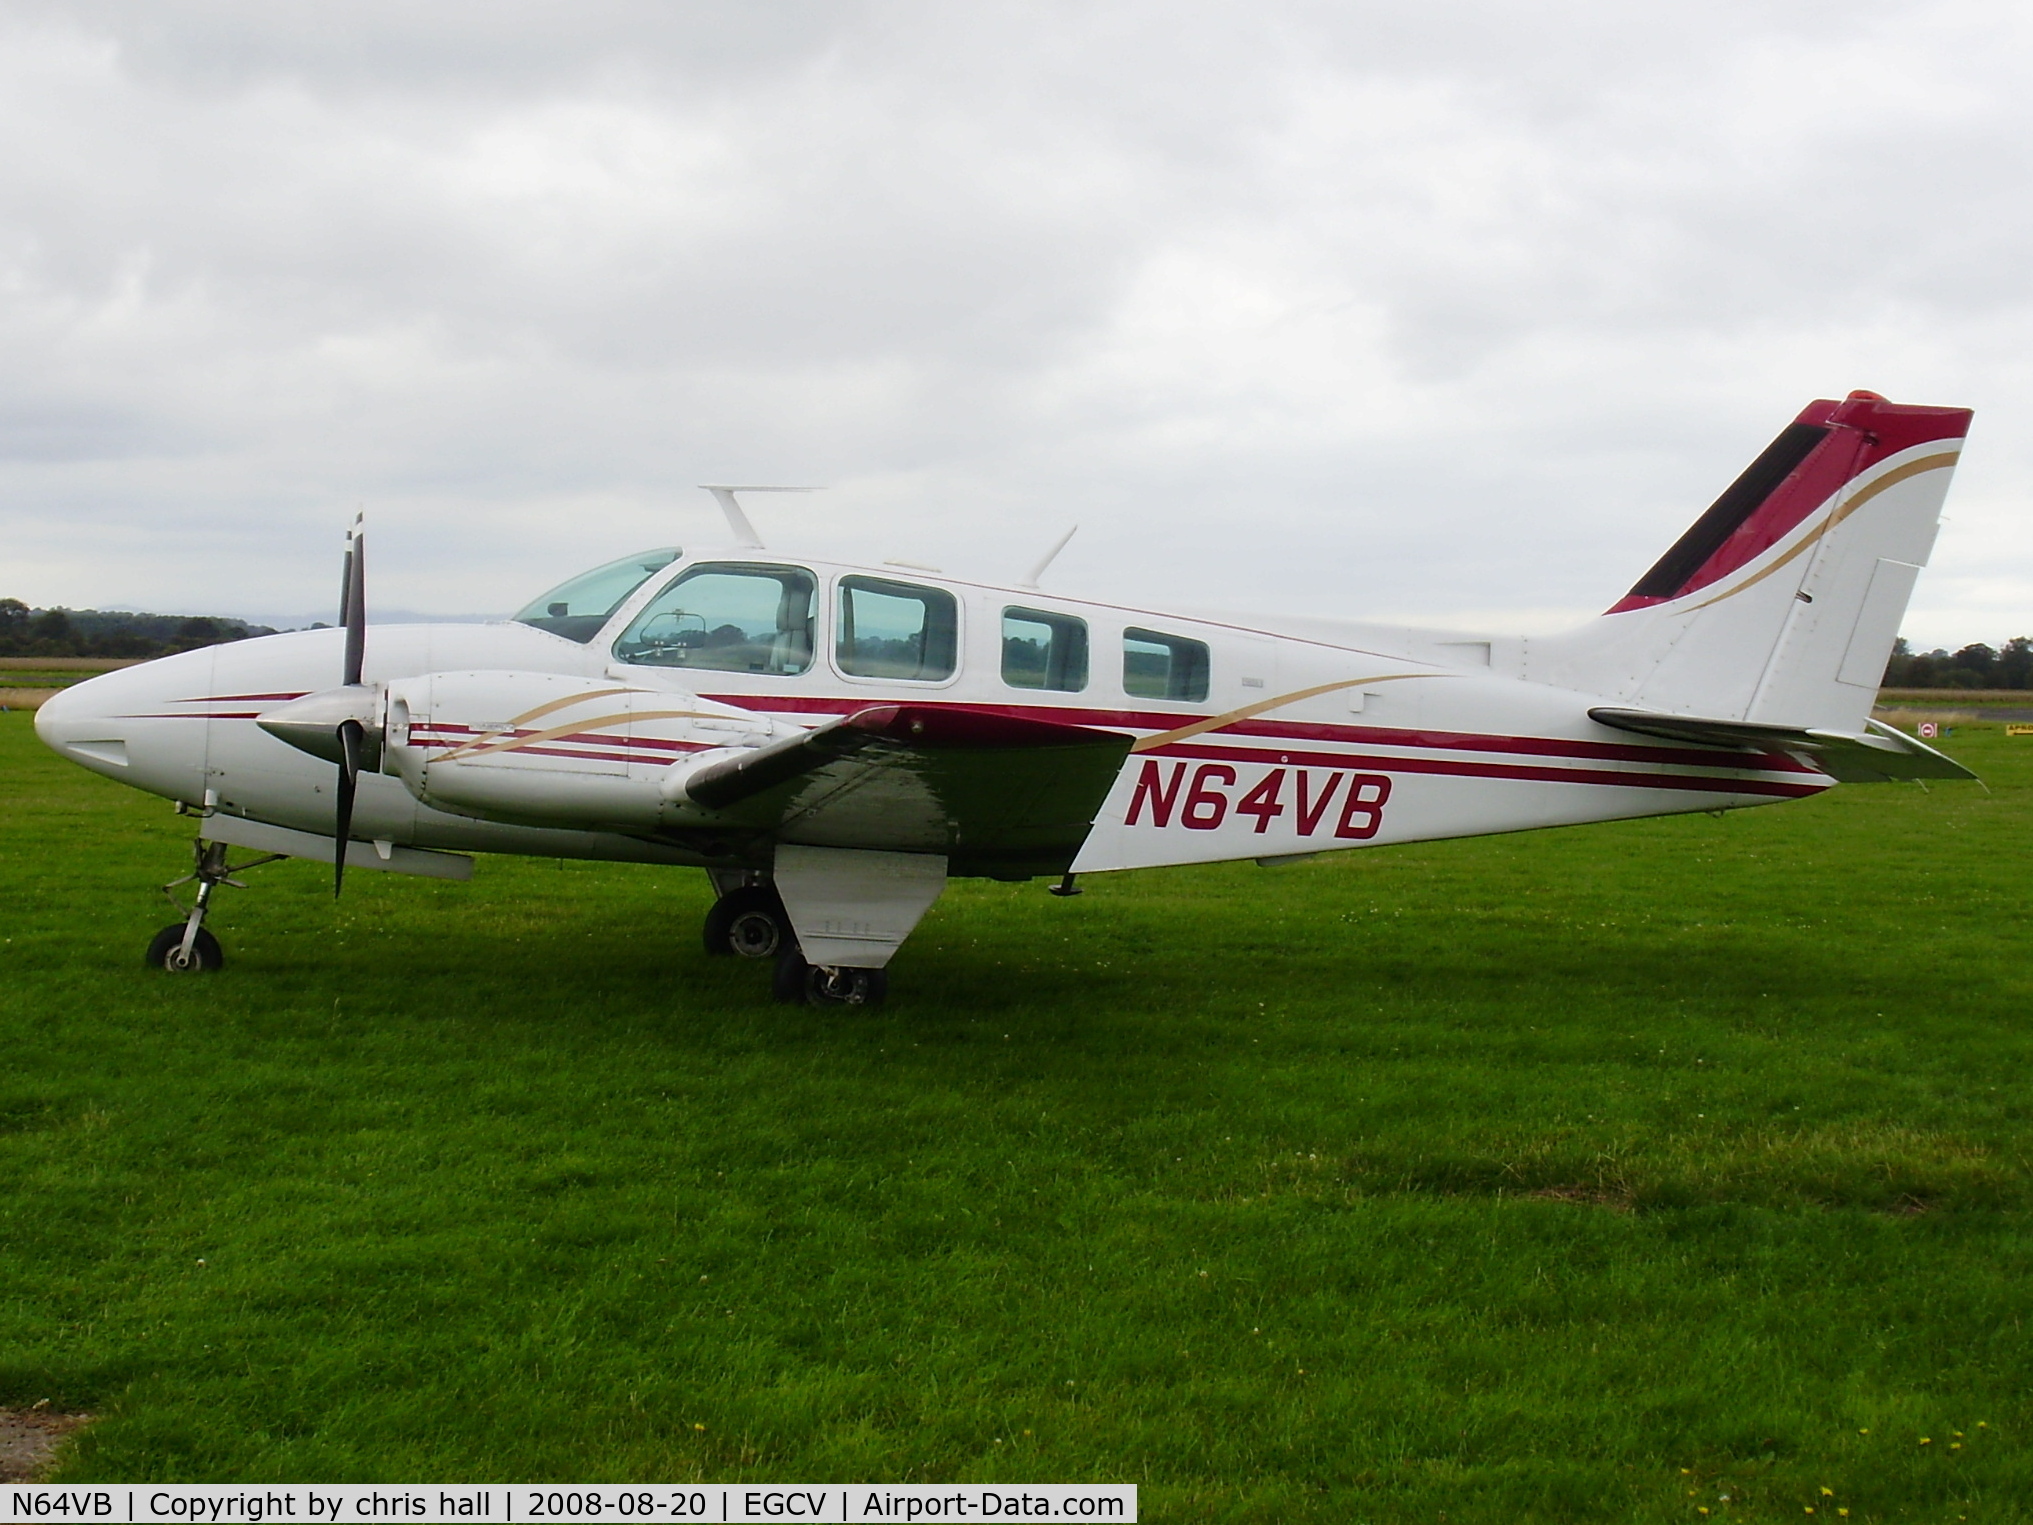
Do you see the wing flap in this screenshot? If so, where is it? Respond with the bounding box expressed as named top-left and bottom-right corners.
top-left (677, 705), bottom-right (1136, 877)
top-left (1589, 706), bottom-right (1975, 782)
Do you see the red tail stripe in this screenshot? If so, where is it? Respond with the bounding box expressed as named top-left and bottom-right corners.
top-left (1609, 392), bottom-right (1971, 614)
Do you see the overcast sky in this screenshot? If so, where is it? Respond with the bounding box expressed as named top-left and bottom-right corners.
top-left (4, 1), bottom-right (2029, 647)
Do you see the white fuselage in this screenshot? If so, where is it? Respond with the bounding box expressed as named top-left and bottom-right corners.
top-left (34, 544), bottom-right (1827, 878)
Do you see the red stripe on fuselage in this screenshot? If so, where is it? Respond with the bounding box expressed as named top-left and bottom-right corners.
top-left (174, 692), bottom-right (313, 703)
top-left (698, 693), bottom-right (1814, 777)
top-left (1144, 740), bottom-right (1825, 800)
top-left (121, 711), bottom-right (267, 720)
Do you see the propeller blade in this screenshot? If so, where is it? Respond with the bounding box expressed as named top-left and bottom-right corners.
top-left (341, 513), bottom-right (366, 689)
top-left (333, 717), bottom-right (362, 898)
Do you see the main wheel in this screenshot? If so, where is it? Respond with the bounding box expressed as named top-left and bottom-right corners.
top-left (146, 924), bottom-right (224, 972)
top-left (771, 947), bottom-right (811, 1003)
top-left (773, 948), bottom-right (887, 1008)
top-left (809, 963), bottom-right (887, 1008)
top-left (703, 885), bottom-right (790, 959)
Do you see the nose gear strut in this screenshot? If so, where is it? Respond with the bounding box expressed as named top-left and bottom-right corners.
top-left (148, 838), bottom-right (286, 972)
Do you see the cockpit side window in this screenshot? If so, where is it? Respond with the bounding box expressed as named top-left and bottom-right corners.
top-left (612, 563), bottom-right (817, 675)
top-left (513, 548), bottom-right (680, 644)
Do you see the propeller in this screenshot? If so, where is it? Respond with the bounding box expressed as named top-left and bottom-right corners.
top-left (333, 513), bottom-right (366, 897)
top-left (255, 513), bottom-right (381, 898)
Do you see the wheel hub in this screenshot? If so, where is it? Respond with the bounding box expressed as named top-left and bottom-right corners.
top-left (726, 909), bottom-right (782, 958)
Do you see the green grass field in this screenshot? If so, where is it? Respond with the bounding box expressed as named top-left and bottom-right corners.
top-left (4, 711), bottom-right (2031, 1520)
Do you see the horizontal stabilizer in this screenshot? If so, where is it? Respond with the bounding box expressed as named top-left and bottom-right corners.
top-left (1589, 707), bottom-right (1975, 783)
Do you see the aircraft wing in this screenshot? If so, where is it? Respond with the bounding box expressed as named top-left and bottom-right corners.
top-left (679, 704), bottom-right (1136, 878)
top-left (1588, 707), bottom-right (1975, 783)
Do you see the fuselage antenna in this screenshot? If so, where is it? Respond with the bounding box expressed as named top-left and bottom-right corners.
top-left (697, 485), bottom-right (819, 550)
top-left (1020, 524), bottom-right (1078, 589)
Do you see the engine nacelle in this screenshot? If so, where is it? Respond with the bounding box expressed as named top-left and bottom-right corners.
top-left (383, 670), bottom-right (797, 831)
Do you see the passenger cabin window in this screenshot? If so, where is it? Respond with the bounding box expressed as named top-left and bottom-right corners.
top-left (612, 562), bottom-right (816, 674)
top-left (836, 576), bottom-right (958, 682)
top-left (1123, 627), bottom-right (1210, 702)
top-left (513, 547), bottom-right (680, 644)
top-left (1002, 607), bottom-right (1088, 692)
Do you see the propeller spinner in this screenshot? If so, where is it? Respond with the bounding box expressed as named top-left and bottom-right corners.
top-left (255, 513), bottom-right (381, 896)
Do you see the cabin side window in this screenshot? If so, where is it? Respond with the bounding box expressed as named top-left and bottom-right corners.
top-left (1002, 607), bottom-right (1089, 693)
top-left (836, 576), bottom-right (959, 681)
top-left (611, 562), bottom-right (817, 674)
top-left (1123, 627), bottom-right (1210, 702)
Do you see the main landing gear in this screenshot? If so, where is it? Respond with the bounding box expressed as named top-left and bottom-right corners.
top-left (147, 839), bottom-right (284, 973)
top-left (772, 948), bottom-right (888, 1008)
top-left (700, 872), bottom-right (890, 1009)
top-left (701, 882), bottom-right (792, 960)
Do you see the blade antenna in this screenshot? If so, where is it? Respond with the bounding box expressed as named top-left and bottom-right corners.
top-left (1019, 524), bottom-right (1078, 589)
top-left (697, 485), bottom-right (820, 550)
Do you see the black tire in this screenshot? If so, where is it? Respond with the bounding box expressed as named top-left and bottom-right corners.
top-left (770, 948), bottom-right (888, 1007)
top-left (772, 947), bottom-right (812, 1003)
top-left (703, 885), bottom-right (790, 959)
top-left (806, 962), bottom-right (888, 1009)
top-left (146, 924), bottom-right (224, 972)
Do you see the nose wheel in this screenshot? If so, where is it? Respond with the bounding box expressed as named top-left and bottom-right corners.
top-left (147, 923), bottom-right (224, 972)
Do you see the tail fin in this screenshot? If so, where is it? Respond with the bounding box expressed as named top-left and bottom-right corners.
top-left (1527, 391), bottom-right (1972, 729)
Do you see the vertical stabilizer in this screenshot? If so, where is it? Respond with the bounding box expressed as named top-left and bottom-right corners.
top-left (1527, 392), bottom-right (1972, 730)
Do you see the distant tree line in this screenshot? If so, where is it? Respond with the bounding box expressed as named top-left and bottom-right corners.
top-left (0, 599), bottom-right (277, 659)
top-left (5, 593), bottom-right (2029, 688)
top-left (1883, 637), bottom-right (2033, 689)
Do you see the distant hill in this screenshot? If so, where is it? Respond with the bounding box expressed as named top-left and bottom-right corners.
top-left (230, 609), bottom-right (504, 631)
top-left (0, 599), bottom-right (279, 660)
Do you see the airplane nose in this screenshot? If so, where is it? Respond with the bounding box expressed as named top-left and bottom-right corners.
top-left (34, 672), bottom-right (132, 770)
top-left (33, 653), bottom-right (218, 804)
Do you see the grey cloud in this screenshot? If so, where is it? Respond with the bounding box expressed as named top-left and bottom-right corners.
top-left (0, 1), bottom-right (2027, 644)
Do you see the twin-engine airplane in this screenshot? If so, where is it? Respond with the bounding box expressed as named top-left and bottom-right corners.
top-left (36, 391), bottom-right (1974, 1006)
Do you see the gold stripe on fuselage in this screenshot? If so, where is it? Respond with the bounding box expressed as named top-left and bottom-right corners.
top-left (1129, 672), bottom-right (1444, 753)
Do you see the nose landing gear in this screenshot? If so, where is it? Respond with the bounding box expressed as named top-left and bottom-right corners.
top-left (147, 839), bottom-right (285, 973)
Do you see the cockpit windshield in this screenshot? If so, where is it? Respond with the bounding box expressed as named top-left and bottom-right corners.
top-left (513, 548), bottom-right (681, 644)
